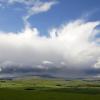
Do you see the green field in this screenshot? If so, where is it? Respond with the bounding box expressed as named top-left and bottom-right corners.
top-left (0, 77), bottom-right (100, 100)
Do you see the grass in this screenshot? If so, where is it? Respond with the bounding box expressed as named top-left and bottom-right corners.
top-left (1, 88), bottom-right (100, 100)
top-left (0, 78), bottom-right (100, 100)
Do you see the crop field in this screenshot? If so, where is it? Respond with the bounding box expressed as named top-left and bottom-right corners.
top-left (0, 77), bottom-right (100, 100)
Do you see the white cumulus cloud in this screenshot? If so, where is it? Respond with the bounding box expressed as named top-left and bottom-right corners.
top-left (0, 19), bottom-right (99, 78)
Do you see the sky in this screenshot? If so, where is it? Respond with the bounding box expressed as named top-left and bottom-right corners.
top-left (0, 0), bottom-right (100, 78)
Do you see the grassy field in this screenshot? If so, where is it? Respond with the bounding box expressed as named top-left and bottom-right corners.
top-left (0, 77), bottom-right (100, 100)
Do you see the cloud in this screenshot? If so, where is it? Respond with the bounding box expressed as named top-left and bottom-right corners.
top-left (0, 0), bottom-right (58, 26)
top-left (0, 0), bottom-right (99, 78)
top-left (0, 19), bottom-right (99, 78)
top-left (23, 0), bottom-right (58, 26)
top-left (0, 0), bottom-right (36, 5)
top-left (94, 58), bottom-right (100, 68)
top-left (42, 61), bottom-right (53, 65)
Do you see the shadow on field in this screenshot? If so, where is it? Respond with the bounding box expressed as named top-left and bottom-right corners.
top-left (23, 87), bottom-right (100, 95)
top-left (48, 88), bottom-right (100, 95)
